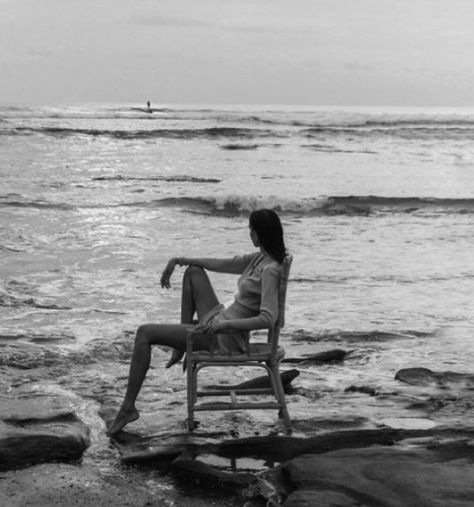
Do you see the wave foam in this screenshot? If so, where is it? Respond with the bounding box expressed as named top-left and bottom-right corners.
top-left (153, 195), bottom-right (333, 216)
top-left (2, 192), bottom-right (474, 215)
top-left (153, 194), bottom-right (474, 216)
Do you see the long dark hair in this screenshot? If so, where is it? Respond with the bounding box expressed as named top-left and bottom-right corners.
top-left (249, 209), bottom-right (287, 264)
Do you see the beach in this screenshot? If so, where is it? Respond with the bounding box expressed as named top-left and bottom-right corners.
top-left (1, 104), bottom-right (474, 505)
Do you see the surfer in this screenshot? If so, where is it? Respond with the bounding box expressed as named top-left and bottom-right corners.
top-left (146, 101), bottom-right (152, 113)
top-left (106, 209), bottom-right (288, 436)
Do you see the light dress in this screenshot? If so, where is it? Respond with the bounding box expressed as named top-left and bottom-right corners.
top-left (199, 252), bottom-right (281, 354)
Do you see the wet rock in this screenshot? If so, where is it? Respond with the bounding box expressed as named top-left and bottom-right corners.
top-left (283, 446), bottom-right (474, 507)
top-left (0, 463), bottom-right (160, 506)
top-left (292, 330), bottom-right (418, 343)
top-left (172, 454), bottom-right (256, 485)
top-left (0, 395), bottom-right (90, 470)
top-left (427, 437), bottom-right (474, 462)
top-left (116, 427), bottom-right (435, 465)
top-left (216, 428), bottom-right (424, 462)
top-left (116, 432), bottom-right (225, 463)
top-left (395, 367), bottom-right (474, 388)
top-left (284, 489), bottom-right (358, 506)
top-left (293, 416), bottom-right (368, 432)
top-left (345, 384), bottom-right (378, 396)
top-left (282, 349), bottom-right (348, 364)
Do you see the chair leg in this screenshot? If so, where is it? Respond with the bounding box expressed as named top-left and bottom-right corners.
top-left (270, 363), bottom-right (292, 435)
top-left (186, 357), bottom-right (195, 432)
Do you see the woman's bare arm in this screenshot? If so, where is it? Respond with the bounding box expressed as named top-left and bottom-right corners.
top-left (160, 255), bottom-right (253, 288)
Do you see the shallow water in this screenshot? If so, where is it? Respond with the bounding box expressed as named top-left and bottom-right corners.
top-left (1, 104), bottom-right (474, 501)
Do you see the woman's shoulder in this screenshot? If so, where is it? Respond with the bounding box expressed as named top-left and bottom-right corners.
top-left (232, 252), bottom-right (259, 263)
top-left (262, 259), bottom-right (282, 276)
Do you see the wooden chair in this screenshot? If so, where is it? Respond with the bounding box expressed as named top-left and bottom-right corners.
top-left (185, 255), bottom-right (293, 435)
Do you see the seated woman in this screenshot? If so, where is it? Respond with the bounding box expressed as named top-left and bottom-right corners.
top-left (107, 209), bottom-right (287, 436)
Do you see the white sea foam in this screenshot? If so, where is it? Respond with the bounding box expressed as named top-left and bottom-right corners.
top-left (210, 193), bottom-right (331, 214)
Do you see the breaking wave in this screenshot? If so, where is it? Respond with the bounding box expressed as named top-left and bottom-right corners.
top-left (2, 193), bottom-right (474, 215)
top-left (9, 126), bottom-right (277, 140)
top-left (0, 292), bottom-right (71, 310)
top-left (149, 195), bottom-right (474, 216)
top-left (0, 195), bottom-right (74, 210)
top-left (301, 125), bottom-right (474, 140)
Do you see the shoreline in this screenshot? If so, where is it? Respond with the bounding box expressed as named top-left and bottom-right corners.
top-left (2, 336), bottom-right (474, 505)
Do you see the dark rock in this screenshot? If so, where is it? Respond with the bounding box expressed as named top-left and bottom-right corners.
top-left (284, 489), bottom-right (359, 506)
top-left (345, 384), bottom-right (378, 396)
top-left (292, 330), bottom-right (418, 343)
top-left (283, 349), bottom-right (348, 364)
top-left (216, 428), bottom-right (423, 462)
top-left (117, 432), bottom-right (224, 463)
top-left (0, 396), bottom-right (90, 470)
top-left (283, 446), bottom-right (474, 507)
top-left (117, 427), bottom-right (439, 465)
top-left (172, 455), bottom-right (256, 485)
top-left (426, 437), bottom-right (474, 462)
top-left (395, 367), bottom-right (474, 388)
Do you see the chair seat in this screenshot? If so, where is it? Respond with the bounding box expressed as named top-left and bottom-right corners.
top-left (191, 343), bottom-right (286, 363)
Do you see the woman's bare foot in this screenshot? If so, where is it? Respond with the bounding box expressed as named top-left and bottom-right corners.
top-left (165, 348), bottom-right (184, 368)
top-left (106, 407), bottom-right (139, 436)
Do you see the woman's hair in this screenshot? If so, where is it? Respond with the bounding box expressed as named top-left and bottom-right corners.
top-left (249, 209), bottom-right (287, 264)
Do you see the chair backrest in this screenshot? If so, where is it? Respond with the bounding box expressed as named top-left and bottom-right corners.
top-left (275, 254), bottom-right (292, 330)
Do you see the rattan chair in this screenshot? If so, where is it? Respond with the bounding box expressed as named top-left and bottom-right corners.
top-left (185, 255), bottom-right (293, 435)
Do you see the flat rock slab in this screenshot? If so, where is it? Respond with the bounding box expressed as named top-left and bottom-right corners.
top-left (283, 349), bottom-right (348, 364)
top-left (0, 463), bottom-right (161, 506)
top-left (116, 431), bottom-right (226, 463)
top-left (0, 395), bottom-right (90, 470)
top-left (396, 367), bottom-right (474, 388)
top-left (116, 427), bottom-right (440, 464)
top-left (283, 446), bottom-right (474, 507)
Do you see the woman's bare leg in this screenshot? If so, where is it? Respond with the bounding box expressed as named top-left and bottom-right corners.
top-left (166, 266), bottom-right (219, 368)
top-left (107, 322), bottom-right (210, 435)
top-left (107, 266), bottom-right (219, 435)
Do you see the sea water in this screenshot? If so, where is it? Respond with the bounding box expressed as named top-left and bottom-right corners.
top-left (1, 104), bottom-right (474, 497)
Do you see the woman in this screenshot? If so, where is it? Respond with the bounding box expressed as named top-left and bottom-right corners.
top-left (107, 209), bottom-right (287, 436)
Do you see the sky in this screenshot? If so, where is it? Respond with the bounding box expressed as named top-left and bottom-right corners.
top-left (1, 0), bottom-right (474, 107)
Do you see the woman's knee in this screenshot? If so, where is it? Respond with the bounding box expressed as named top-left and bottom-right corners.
top-left (184, 265), bottom-right (205, 282)
top-left (135, 324), bottom-right (152, 345)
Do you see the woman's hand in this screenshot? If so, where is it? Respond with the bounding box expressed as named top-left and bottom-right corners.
top-left (160, 258), bottom-right (178, 288)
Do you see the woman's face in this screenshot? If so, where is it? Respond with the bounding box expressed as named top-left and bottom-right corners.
top-left (249, 225), bottom-right (260, 247)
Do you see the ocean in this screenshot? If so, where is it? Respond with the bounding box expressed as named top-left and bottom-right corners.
top-left (1, 104), bottom-right (474, 500)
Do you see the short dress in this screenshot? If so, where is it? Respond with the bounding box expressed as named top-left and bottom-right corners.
top-left (198, 252), bottom-right (281, 355)
top-left (200, 302), bottom-right (252, 354)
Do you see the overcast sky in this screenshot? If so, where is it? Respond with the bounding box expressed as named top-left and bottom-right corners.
top-left (1, 0), bottom-right (474, 106)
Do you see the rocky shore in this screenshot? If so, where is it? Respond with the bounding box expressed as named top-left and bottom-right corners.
top-left (1, 336), bottom-right (474, 506)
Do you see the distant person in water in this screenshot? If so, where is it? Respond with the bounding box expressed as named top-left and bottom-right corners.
top-left (106, 209), bottom-right (288, 436)
top-left (146, 101), bottom-right (152, 113)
